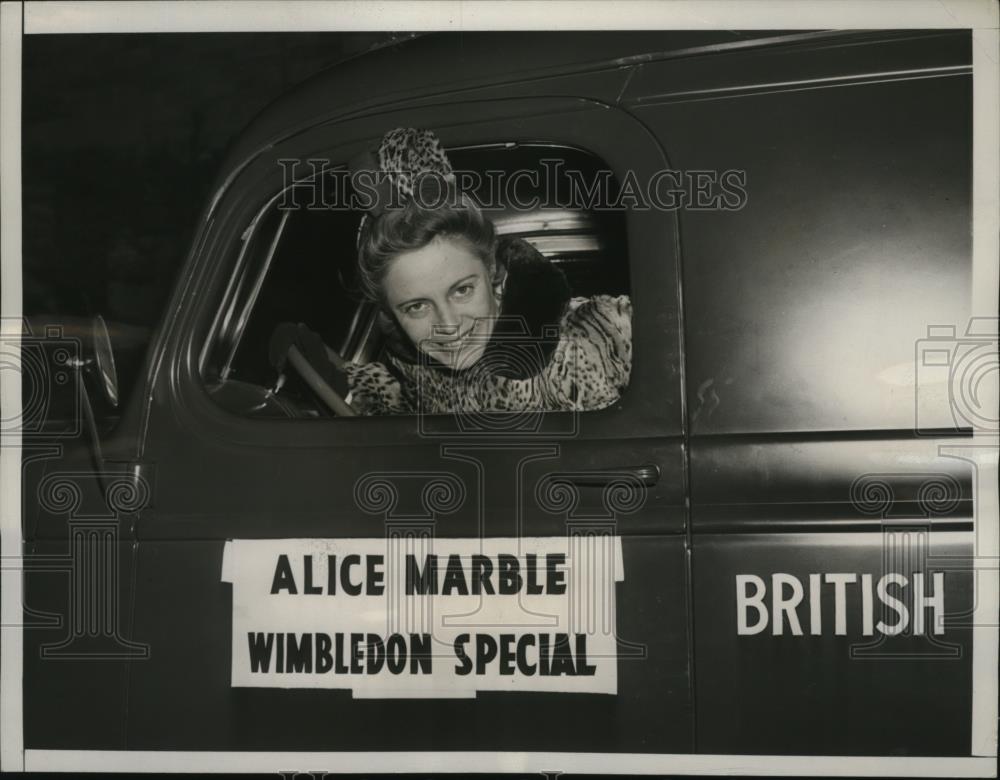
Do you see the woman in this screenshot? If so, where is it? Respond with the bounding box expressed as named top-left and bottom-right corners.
top-left (343, 128), bottom-right (632, 416)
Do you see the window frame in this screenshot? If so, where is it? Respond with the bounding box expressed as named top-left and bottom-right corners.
top-left (162, 97), bottom-right (683, 448)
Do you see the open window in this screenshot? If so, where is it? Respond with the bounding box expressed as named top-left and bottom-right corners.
top-left (202, 143), bottom-right (630, 418)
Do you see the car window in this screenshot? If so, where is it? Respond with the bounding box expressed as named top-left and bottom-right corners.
top-left (204, 143), bottom-right (631, 419)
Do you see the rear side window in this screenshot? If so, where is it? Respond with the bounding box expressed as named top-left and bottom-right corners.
top-left (203, 144), bottom-right (631, 419)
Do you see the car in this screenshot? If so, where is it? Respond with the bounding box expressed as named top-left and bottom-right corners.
top-left (23, 28), bottom-right (983, 760)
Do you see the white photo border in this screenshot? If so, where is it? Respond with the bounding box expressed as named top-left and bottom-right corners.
top-left (1, 0), bottom-right (998, 775)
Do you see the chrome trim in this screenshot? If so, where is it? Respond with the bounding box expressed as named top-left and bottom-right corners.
top-left (221, 209), bottom-right (289, 380)
top-left (340, 299), bottom-right (367, 356)
top-left (523, 234), bottom-right (604, 256)
top-left (199, 189), bottom-right (291, 377)
top-left (350, 306), bottom-right (380, 366)
top-left (494, 209), bottom-right (597, 235)
top-left (630, 64), bottom-right (971, 105)
top-left (200, 230), bottom-right (253, 374)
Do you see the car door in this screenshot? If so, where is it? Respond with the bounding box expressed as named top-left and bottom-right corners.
top-left (124, 94), bottom-right (693, 753)
top-left (627, 30), bottom-right (976, 754)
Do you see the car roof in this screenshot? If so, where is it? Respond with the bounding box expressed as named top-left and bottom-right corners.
top-left (218, 29), bottom-right (831, 174)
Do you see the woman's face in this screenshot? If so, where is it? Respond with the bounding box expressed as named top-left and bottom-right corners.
top-left (382, 236), bottom-right (498, 370)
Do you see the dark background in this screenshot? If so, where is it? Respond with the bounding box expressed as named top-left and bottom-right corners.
top-left (23, 32), bottom-right (400, 328)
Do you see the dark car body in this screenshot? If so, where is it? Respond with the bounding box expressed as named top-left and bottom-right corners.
top-left (24, 29), bottom-right (977, 757)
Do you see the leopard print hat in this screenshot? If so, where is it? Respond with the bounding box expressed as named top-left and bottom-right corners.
top-left (351, 128), bottom-right (457, 246)
top-left (376, 128), bottom-right (455, 199)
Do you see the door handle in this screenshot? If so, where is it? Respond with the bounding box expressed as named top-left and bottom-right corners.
top-left (557, 463), bottom-right (660, 488)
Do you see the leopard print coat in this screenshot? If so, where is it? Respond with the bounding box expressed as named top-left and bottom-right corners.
top-left (344, 237), bottom-right (632, 416)
top-left (345, 294), bottom-right (632, 416)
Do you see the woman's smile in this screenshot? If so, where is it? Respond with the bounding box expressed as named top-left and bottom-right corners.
top-left (383, 235), bottom-right (498, 370)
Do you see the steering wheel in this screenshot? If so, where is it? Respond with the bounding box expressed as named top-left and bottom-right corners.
top-left (285, 343), bottom-right (356, 416)
top-left (269, 323), bottom-right (356, 417)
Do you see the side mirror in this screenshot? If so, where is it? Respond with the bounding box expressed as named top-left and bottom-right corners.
top-left (92, 314), bottom-right (119, 408)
